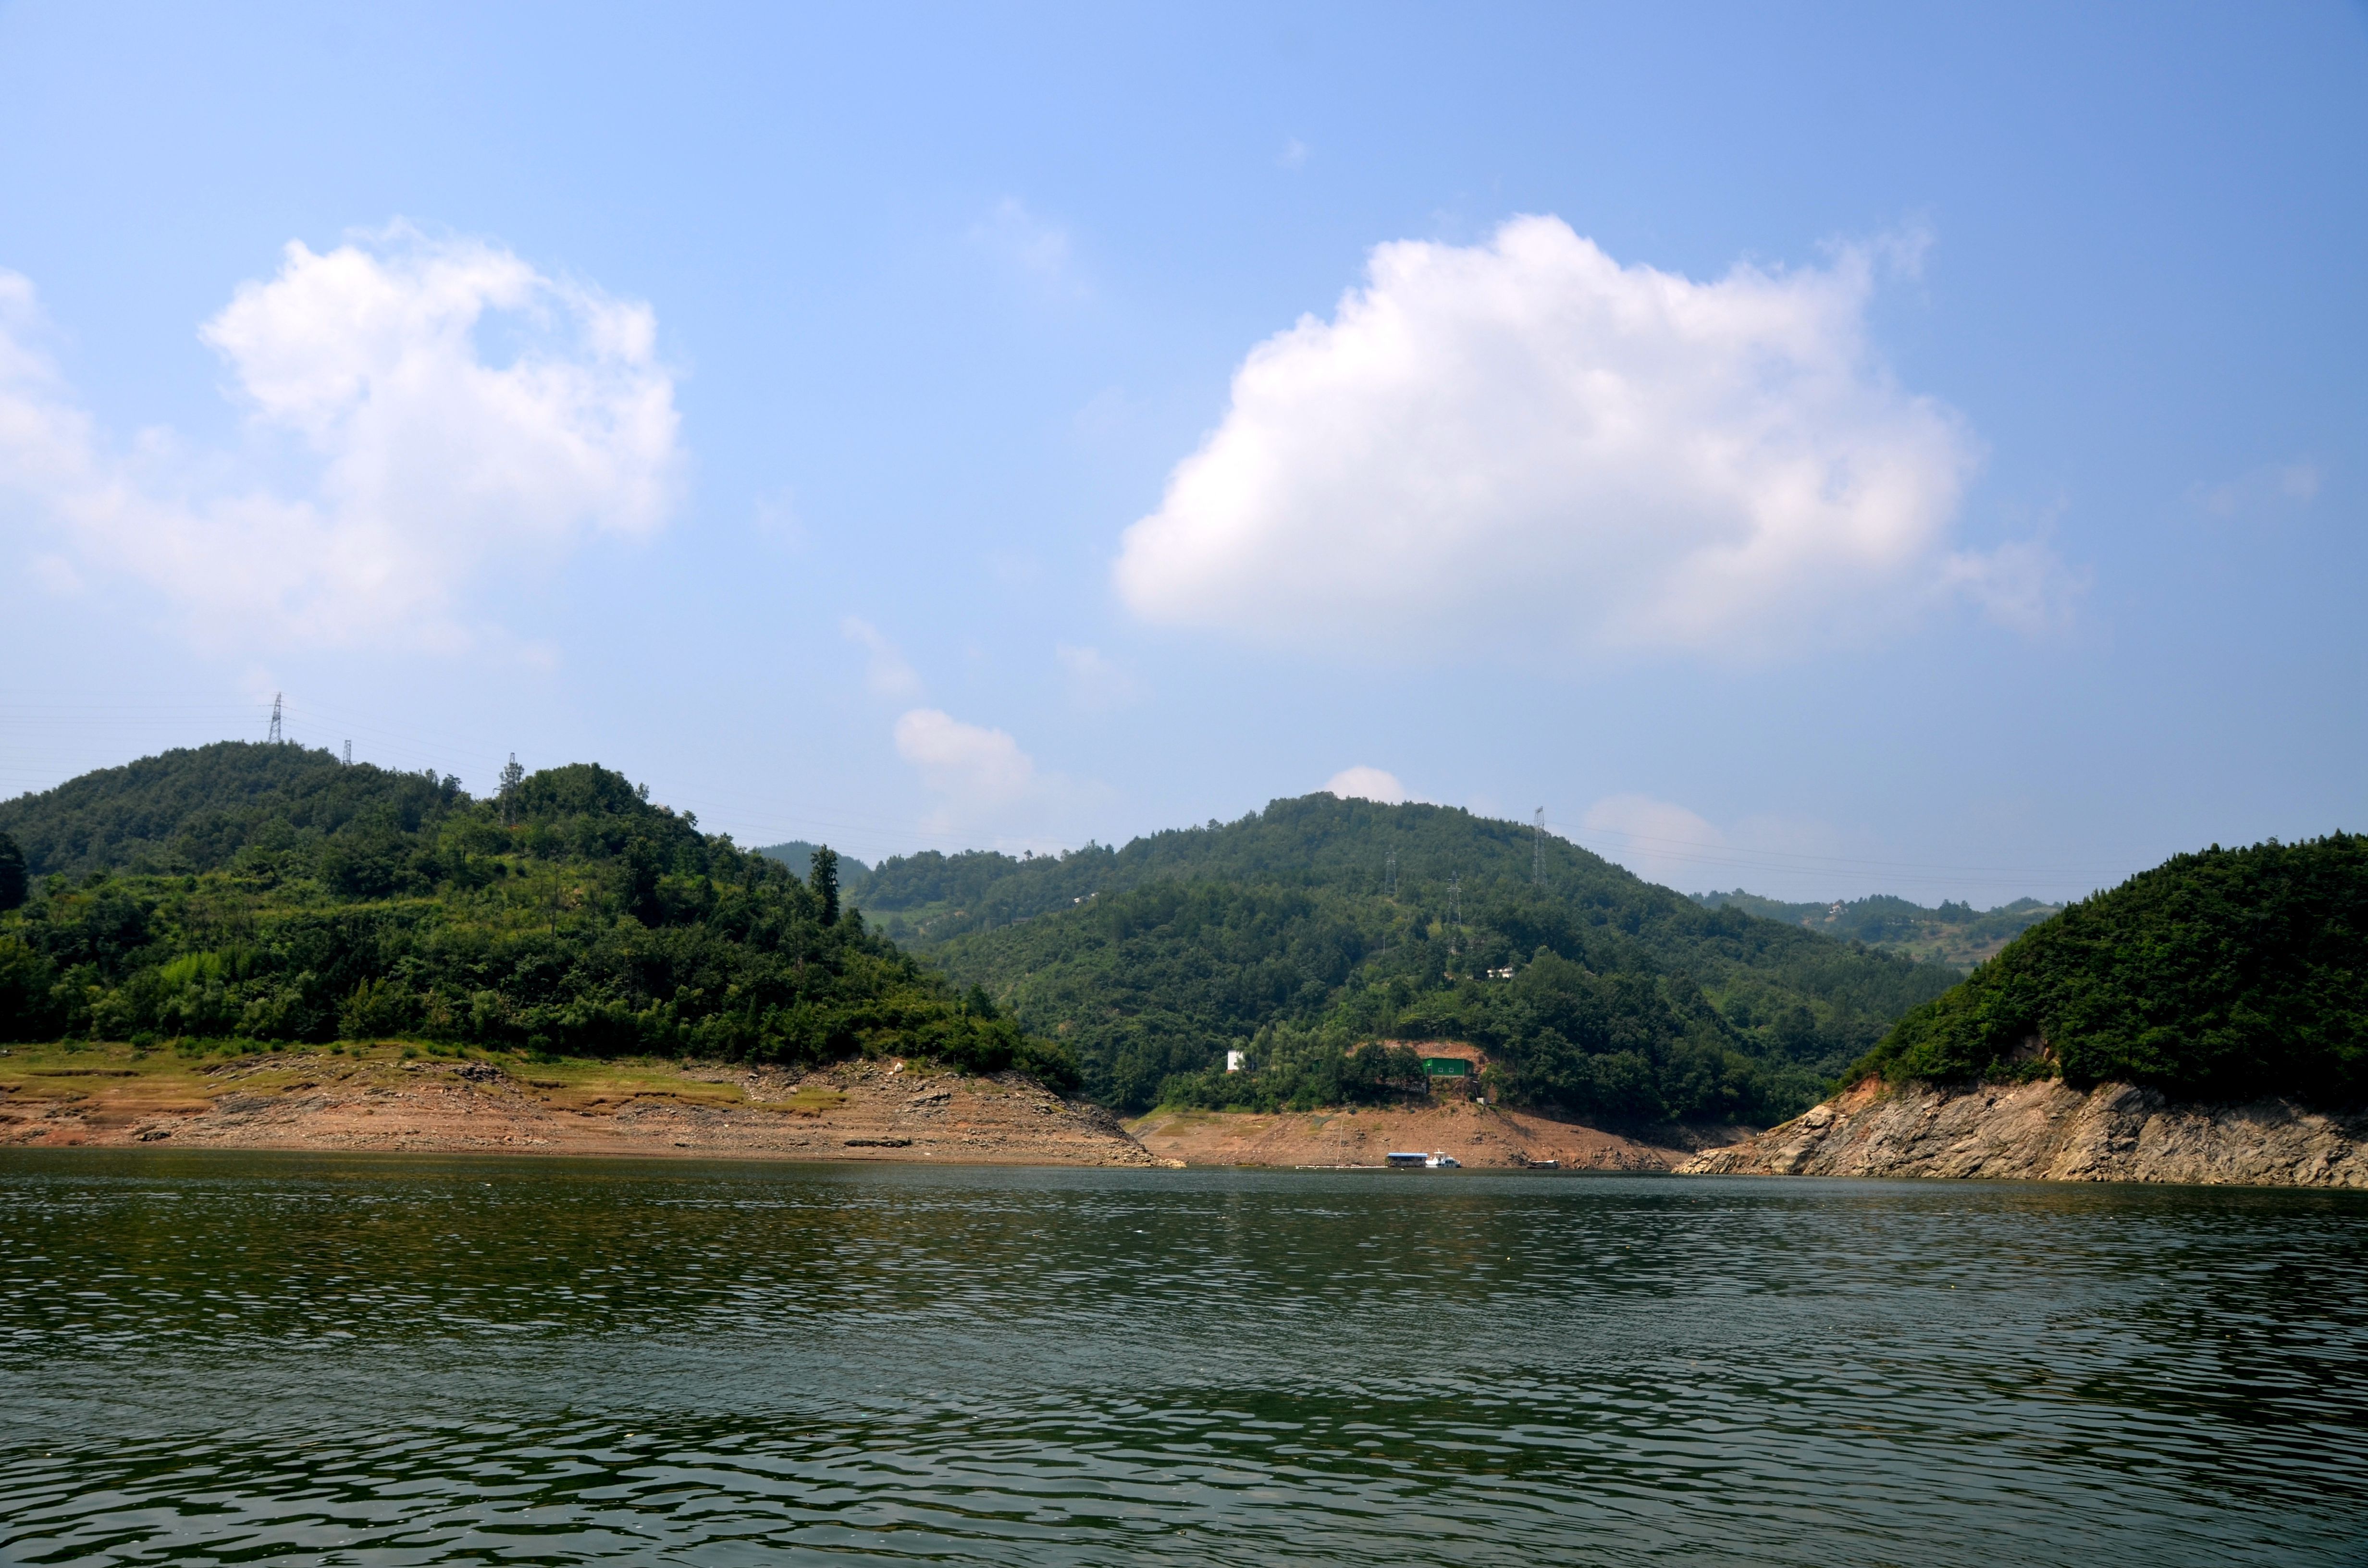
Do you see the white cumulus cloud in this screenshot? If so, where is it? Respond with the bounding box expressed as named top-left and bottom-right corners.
top-left (890, 710), bottom-right (1085, 852)
top-left (893, 707), bottom-right (1098, 849)
top-left (894, 708), bottom-right (1039, 800)
top-left (1324, 765), bottom-right (1411, 804)
top-left (890, 715), bottom-right (1037, 805)
top-left (0, 227), bottom-right (681, 649)
top-left (1114, 215), bottom-right (2051, 658)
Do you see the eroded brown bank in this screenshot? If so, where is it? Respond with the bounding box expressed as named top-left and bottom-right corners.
top-left (0, 1046), bottom-right (1166, 1166)
top-left (1679, 1075), bottom-right (2368, 1188)
top-left (1128, 1101), bottom-right (1745, 1171)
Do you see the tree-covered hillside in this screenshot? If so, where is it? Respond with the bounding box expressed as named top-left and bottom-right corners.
top-left (864, 795), bottom-right (1962, 1121)
top-left (1856, 835), bottom-right (2364, 1103)
top-left (0, 741), bottom-right (463, 879)
top-left (1691, 889), bottom-right (2061, 970)
top-left (0, 745), bottom-right (1066, 1082)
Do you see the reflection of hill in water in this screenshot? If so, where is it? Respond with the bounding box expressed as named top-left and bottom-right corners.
top-left (3, 1157), bottom-right (2363, 1565)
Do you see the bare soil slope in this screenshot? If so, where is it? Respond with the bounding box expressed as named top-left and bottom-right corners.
top-left (0, 1044), bottom-right (1164, 1166)
top-left (1678, 1076), bottom-right (2368, 1188)
top-left (1127, 1101), bottom-right (1746, 1170)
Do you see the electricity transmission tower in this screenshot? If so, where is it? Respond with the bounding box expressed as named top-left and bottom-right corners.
top-left (343, 740), bottom-right (352, 767)
top-left (1384, 850), bottom-right (1397, 898)
top-left (1533, 808), bottom-right (1546, 886)
top-left (266, 694), bottom-right (284, 745)
top-left (499, 753), bottom-right (525, 826)
top-left (1448, 872), bottom-right (1462, 956)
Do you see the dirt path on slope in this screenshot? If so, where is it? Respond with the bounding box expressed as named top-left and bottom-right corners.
top-left (0, 1044), bottom-right (1165, 1166)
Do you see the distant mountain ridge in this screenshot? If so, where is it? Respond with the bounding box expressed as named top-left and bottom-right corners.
top-left (752, 842), bottom-right (874, 884)
top-left (1690, 889), bottom-right (2061, 970)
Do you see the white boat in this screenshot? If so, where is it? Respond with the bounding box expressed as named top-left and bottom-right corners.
top-left (1425, 1152), bottom-right (1461, 1169)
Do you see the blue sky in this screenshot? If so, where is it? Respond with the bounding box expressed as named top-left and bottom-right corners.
top-left (0, 1), bottom-right (2359, 903)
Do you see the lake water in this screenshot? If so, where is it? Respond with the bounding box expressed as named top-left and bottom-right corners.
top-left (0, 1152), bottom-right (2362, 1566)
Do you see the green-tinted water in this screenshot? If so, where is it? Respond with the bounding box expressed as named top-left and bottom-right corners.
top-left (0, 1152), bottom-right (2361, 1566)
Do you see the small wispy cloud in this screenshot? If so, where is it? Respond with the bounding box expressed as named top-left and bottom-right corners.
top-left (752, 486), bottom-right (806, 551)
top-left (1056, 643), bottom-right (1144, 710)
top-left (1278, 138), bottom-right (1309, 171)
top-left (1942, 538), bottom-right (2086, 634)
top-left (1072, 385), bottom-right (1135, 439)
top-left (969, 198), bottom-right (1085, 298)
top-left (841, 615), bottom-right (923, 698)
top-left (28, 553), bottom-right (81, 596)
top-left (2191, 460), bottom-right (2323, 520)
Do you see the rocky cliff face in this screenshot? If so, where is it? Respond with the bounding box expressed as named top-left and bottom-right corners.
top-left (1678, 1076), bottom-right (2368, 1188)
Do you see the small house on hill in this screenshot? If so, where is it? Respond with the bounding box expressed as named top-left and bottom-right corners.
top-left (1373, 1039), bottom-right (1490, 1099)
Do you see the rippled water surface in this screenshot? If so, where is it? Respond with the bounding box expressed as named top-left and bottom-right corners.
top-left (1, 1152), bottom-right (2363, 1566)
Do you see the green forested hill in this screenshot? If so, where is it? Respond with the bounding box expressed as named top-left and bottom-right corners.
top-left (1691, 889), bottom-right (2061, 970)
top-left (862, 795), bottom-right (1962, 1121)
top-left (1857, 835), bottom-right (2365, 1103)
top-left (0, 742), bottom-right (461, 878)
top-left (0, 746), bottom-right (1064, 1082)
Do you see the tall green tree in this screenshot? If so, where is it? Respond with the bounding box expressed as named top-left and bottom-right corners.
top-left (809, 845), bottom-right (841, 926)
top-left (0, 831), bottom-right (25, 912)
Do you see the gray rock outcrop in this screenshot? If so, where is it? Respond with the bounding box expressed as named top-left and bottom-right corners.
top-left (1678, 1077), bottom-right (2368, 1188)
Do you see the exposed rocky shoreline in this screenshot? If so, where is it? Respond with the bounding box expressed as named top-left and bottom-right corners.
top-left (1679, 1075), bottom-right (2368, 1188)
top-left (0, 1049), bottom-right (1169, 1166)
top-left (1128, 1101), bottom-right (1744, 1170)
